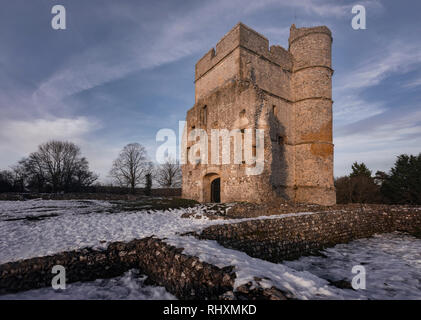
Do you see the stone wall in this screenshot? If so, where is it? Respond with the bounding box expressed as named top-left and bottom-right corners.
top-left (0, 237), bottom-right (290, 300)
top-left (289, 24), bottom-right (335, 205)
top-left (0, 238), bottom-right (235, 299)
top-left (198, 208), bottom-right (421, 262)
top-left (182, 80), bottom-right (281, 203)
top-left (182, 22), bottom-right (335, 206)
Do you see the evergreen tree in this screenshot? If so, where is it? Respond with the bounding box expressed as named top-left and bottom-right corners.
top-left (350, 162), bottom-right (372, 178)
top-left (381, 153), bottom-right (421, 204)
top-left (335, 162), bottom-right (381, 204)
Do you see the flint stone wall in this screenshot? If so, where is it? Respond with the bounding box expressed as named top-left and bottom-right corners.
top-left (198, 209), bottom-right (421, 262)
top-left (0, 237), bottom-right (235, 299)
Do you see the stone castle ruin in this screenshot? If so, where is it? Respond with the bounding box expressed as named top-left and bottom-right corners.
top-left (182, 23), bottom-right (335, 206)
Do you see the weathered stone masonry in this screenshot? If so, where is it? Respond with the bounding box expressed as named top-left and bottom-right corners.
top-left (182, 23), bottom-right (335, 205)
top-left (198, 208), bottom-right (421, 262)
top-left (0, 238), bottom-right (235, 299)
top-left (0, 237), bottom-right (288, 300)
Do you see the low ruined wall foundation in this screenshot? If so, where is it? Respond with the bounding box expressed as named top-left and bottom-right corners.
top-left (0, 237), bottom-right (235, 299)
top-left (198, 208), bottom-right (421, 262)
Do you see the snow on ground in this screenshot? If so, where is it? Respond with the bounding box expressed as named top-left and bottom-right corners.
top-left (0, 199), bottom-right (225, 263)
top-left (0, 200), bottom-right (419, 300)
top-left (0, 199), bottom-right (314, 264)
top-left (0, 199), bottom-right (115, 220)
top-left (166, 235), bottom-right (348, 300)
top-left (167, 233), bottom-right (421, 300)
top-left (0, 269), bottom-right (176, 300)
top-left (283, 232), bottom-right (421, 300)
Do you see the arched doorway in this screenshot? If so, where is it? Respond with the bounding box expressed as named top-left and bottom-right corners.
top-left (202, 173), bottom-right (221, 203)
top-left (211, 178), bottom-right (221, 203)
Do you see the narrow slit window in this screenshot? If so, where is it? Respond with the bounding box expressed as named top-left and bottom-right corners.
top-left (202, 105), bottom-right (207, 126)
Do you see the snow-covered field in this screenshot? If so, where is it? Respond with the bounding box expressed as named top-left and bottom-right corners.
top-left (0, 199), bottom-right (420, 300)
top-left (0, 199), bottom-right (312, 264)
top-left (284, 232), bottom-right (421, 300)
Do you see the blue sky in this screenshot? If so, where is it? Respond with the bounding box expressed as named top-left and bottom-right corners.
top-left (0, 0), bottom-right (420, 182)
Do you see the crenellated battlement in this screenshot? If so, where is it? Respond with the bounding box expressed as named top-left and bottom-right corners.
top-left (195, 22), bottom-right (293, 82)
top-left (288, 24), bottom-right (332, 47)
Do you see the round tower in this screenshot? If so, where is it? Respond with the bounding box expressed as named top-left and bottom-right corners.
top-left (289, 24), bottom-right (336, 205)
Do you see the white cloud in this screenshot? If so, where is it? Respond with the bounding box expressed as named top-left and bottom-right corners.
top-left (0, 116), bottom-right (159, 182)
top-left (336, 42), bottom-right (421, 91)
top-left (32, 0), bottom-right (378, 105)
top-left (334, 108), bottom-right (421, 176)
top-left (333, 37), bottom-right (421, 125)
top-left (32, 2), bottom-right (220, 105)
top-left (333, 95), bottom-right (385, 124)
top-left (0, 116), bottom-right (100, 168)
top-left (333, 39), bottom-right (421, 174)
top-left (403, 77), bottom-right (421, 89)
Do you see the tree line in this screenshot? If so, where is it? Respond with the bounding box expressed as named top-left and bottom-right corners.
top-left (108, 142), bottom-right (181, 194)
top-left (0, 140), bottom-right (181, 194)
top-left (335, 153), bottom-right (421, 204)
top-left (2, 140), bottom-right (419, 204)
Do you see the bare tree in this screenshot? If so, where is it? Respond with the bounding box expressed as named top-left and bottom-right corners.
top-left (20, 154), bottom-right (45, 192)
top-left (11, 162), bottom-right (28, 192)
top-left (109, 143), bottom-right (149, 193)
top-left (21, 141), bottom-right (97, 192)
top-left (156, 158), bottom-right (181, 188)
top-left (72, 157), bottom-right (99, 191)
top-left (29, 141), bottom-right (80, 191)
top-left (0, 170), bottom-right (14, 192)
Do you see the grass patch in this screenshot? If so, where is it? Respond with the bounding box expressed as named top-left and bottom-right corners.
top-left (4, 213), bottom-right (59, 222)
top-left (113, 197), bottom-right (199, 212)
